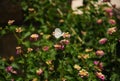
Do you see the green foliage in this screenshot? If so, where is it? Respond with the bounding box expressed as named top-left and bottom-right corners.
top-left (0, 0), bottom-right (120, 81)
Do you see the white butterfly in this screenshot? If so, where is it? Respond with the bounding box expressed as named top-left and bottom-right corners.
top-left (53, 28), bottom-right (64, 39)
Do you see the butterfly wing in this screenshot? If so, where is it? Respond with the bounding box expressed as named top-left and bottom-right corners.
top-left (54, 28), bottom-right (63, 39)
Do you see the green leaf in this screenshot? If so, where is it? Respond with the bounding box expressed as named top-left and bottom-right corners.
top-left (16, 78), bottom-right (23, 81)
top-left (1, 30), bottom-right (6, 35)
top-left (22, 32), bottom-right (31, 40)
top-left (22, 41), bottom-right (30, 47)
top-left (44, 71), bottom-right (48, 79)
top-left (11, 62), bottom-right (19, 69)
top-left (110, 73), bottom-right (120, 81)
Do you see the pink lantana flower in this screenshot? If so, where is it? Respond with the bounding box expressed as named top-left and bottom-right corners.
top-left (36, 68), bottom-right (43, 75)
top-left (94, 61), bottom-right (100, 65)
top-left (104, 7), bottom-right (112, 13)
top-left (63, 32), bottom-right (71, 38)
top-left (99, 38), bottom-right (107, 44)
top-left (96, 50), bottom-right (105, 57)
top-left (107, 27), bottom-right (117, 35)
top-left (104, 7), bottom-right (113, 17)
top-left (60, 39), bottom-right (70, 45)
top-left (54, 44), bottom-right (64, 50)
top-left (30, 34), bottom-right (39, 41)
top-left (5, 66), bottom-right (17, 74)
top-left (16, 46), bottom-right (22, 54)
top-left (6, 66), bottom-right (13, 72)
top-left (97, 19), bottom-right (102, 24)
top-left (108, 19), bottom-right (116, 25)
top-left (42, 46), bottom-right (49, 51)
top-left (96, 72), bottom-right (105, 81)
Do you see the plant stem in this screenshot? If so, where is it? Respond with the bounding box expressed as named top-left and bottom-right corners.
top-left (70, 27), bottom-right (84, 44)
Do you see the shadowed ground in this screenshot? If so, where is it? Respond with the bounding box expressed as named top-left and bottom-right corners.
top-left (0, 33), bottom-right (17, 58)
